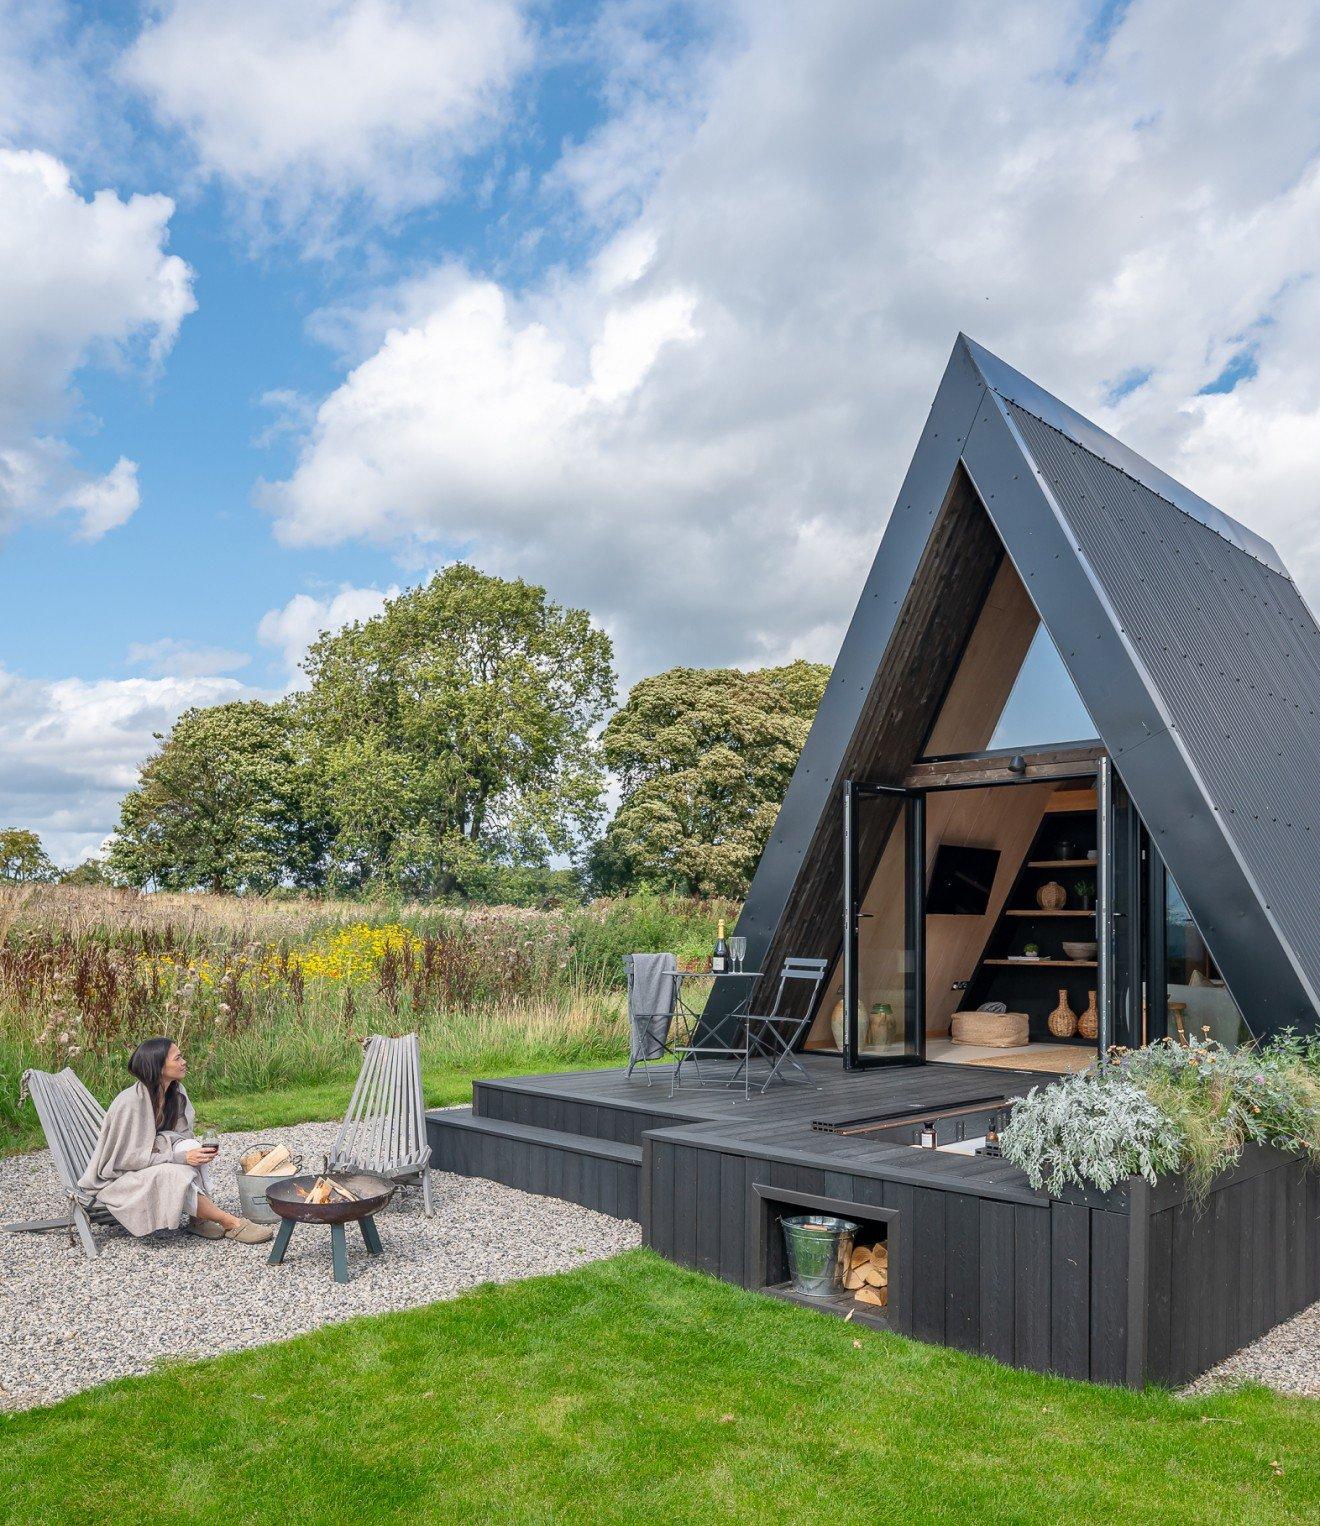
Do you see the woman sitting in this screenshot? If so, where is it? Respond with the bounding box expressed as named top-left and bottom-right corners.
top-left (79, 1036), bottom-right (273, 1245)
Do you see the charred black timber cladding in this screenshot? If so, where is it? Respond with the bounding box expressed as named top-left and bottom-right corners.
top-left (427, 1061), bottom-right (1320, 1387)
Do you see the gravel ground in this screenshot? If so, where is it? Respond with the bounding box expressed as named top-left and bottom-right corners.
top-left (0, 1119), bottom-right (640, 1412)
top-left (1183, 1301), bottom-right (1320, 1400)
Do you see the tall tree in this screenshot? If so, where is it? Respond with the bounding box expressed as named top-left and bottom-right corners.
top-left (107, 701), bottom-right (327, 894)
top-left (0, 829), bottom-right (58, 883)
top-left (595, 660), bottom-right (830, 897)
top-left (299, 565), bottom-right (616, 896)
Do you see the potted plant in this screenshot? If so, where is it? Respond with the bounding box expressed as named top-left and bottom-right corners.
top-left (1074, 878), bottom-right (1095, 910)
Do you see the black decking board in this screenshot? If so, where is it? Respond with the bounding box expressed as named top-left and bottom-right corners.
top-left (944, 1190), bottom-right (981, 1351)
top-left (910, 1188), bottom-right (946, 1343)
top-left (694, 1150), bottom-right (722, 1276)
top-left (1049, 1200), bottom-right (1091, 1379)
top-left (978, 1199), bottom-right (1016, 1365)
top-left (436, 1060), bottom-right (1319, 1386)
top-left (1145, 1206), bottom-right (1173, 1384)
top-left (1013, 1203), bottom-right (1051, 1373)
top-left (1088, 1210), bottom-right (1129, 1386)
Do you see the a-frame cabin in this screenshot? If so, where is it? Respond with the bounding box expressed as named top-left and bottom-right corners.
top-left (708, 334), bottom-right (1320, 1068)
top-left (432, 338), bottom-right (1320, 1386)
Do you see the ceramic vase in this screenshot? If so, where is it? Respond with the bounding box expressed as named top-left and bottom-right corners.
top-left (830, 998), bottom-right (869, 1051)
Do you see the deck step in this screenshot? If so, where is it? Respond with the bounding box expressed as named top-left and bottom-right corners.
top-left (427, 1108), bottom-right (641, 1221)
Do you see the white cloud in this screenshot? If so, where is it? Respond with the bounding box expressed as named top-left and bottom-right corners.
top-left (257, 583), bottom-right (400, 684)
top-left (0, 668), bottom-right (259, 867)
top-left (0, 148), bottom-right (194, 537)
top-left (263, 0), bottom-right (1320, 680)
top-left (124, 0), bottom-right (532, 240)
top-left (127, 638), bottom-right (252, 679)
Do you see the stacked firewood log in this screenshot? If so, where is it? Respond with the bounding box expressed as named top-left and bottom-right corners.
top-left (843, 1242), bottom-right (889, 1307)
top-left (239, 1144), bottom-right (296, 1177)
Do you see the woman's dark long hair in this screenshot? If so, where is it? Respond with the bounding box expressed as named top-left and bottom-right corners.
top-left (128, 1036), bottom-right (184, 1131)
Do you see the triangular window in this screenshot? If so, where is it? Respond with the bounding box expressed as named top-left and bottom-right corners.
top-left (988, 623), bottom-right (1095, 752)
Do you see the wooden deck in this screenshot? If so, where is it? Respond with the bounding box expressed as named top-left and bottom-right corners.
top-left (426, 1056), bottom-right (1320, 1387)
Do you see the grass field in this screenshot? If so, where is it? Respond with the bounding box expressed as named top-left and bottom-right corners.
top-left (2, 1252), bottom-right (1315, 1524)
top-left (0, 885), bottom-right (733, 1153)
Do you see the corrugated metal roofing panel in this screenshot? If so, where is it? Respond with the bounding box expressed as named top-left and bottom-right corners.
top-left (1006, 400), bottom-right (1320, 1007)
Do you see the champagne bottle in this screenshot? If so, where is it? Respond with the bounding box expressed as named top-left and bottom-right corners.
top-left (712, 918), bottom-right (729, 973)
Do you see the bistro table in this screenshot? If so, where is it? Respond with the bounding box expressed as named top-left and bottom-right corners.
top-left (666, 969), bottom-right (762, 1096)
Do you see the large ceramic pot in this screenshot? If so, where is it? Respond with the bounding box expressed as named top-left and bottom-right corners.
top-left (830, 998), bottom-right (869, 1051)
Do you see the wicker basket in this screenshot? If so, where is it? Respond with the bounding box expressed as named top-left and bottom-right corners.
top-left (949, 1009), bottom-right (1029, 1048)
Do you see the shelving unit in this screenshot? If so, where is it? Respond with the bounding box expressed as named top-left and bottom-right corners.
top-left (983, 958), bottom-right (1097, 968)
top-left (961, 789), bottom-right (1101, 1043)
top-left (1002, 909), bottom-right (1094, 918)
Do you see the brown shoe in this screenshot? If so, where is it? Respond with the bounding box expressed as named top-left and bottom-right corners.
top-left (183, 1218), bottom-right (224, 1239)
top-left (223, 1217), bottom-right (275, 1244)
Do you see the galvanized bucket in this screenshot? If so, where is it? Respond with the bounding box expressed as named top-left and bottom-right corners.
top-left (234, 1145), bottom-right (301, 1225)
top-left (781, 1214), bottom-right (858, 1297)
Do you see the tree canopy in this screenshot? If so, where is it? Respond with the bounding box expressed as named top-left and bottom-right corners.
top-left (594, 660), bottom-right (829, 897)
top-left (0, 829), bottom-right (58, 883)
top-left (298, 565), bottom-right (616, 896)
top-left (107, 700), bottom-right (328, 894)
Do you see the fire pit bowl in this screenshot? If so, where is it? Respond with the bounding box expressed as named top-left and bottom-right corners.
top-left (264, 1172), bottom-right (396, 1283)
top-left (265, 1172), bottom-right (395, 1225)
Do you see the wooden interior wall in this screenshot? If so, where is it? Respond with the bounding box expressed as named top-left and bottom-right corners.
top-left (757, 469), bottom-right (1008, 1009)
top-left (922, 557), bottom-right (1039, 756)
top-left (805, 782), bottom-right (1054, 1046)
top-left (792, 545), bottom-right (1044, 1047)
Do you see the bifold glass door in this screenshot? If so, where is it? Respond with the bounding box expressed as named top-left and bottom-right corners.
top-left (842, 781), bottom-right (925, 1068)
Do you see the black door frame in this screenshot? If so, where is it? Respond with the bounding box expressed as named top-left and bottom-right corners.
top-left (842, 748), bottom-right (1120, 1072)
top-left (842, 780), bottom-right (925, 1070)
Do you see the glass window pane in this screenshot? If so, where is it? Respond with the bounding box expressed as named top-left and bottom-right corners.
top-left (988, 625), bottom-right (1096, 752)
top-left (1165, 874), bottom-right (1250, 1045)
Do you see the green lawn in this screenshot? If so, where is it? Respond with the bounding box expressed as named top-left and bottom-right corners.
top-left (3, 1254), bottom-right (1316, 1525)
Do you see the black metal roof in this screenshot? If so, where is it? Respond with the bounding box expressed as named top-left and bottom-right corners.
top-left (727, 335), bottom-right (1320, 1038)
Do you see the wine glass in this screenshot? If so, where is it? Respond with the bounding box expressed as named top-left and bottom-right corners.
top-left (729, 936), bottom-right (747, 973)
top-left (200, 1129), bottom-right (221, 1159)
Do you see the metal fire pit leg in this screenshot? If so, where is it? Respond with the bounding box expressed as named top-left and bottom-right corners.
top-left (359, 1214), bottom-right (382, 1256)
top-left (268, 1218), bottom-right (296, 1266)
top-left (330, 1222), bottom-right (349, 1284)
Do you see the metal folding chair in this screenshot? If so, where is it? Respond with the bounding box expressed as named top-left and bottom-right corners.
top-left (624, 953), bottom-right (678, 1084)
top-left (736, 957), bottom-right (828, 1098)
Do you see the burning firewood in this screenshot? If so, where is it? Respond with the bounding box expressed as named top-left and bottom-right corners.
top-left (295, 1175), bottom-right (361, 1206)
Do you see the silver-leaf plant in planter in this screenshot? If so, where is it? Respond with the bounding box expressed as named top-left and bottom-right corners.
top-left (999, 1072), bottom-right (1185, 1195)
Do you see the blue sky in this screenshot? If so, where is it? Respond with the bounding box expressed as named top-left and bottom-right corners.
top-left (2, 0), bottom-right (1319, 862)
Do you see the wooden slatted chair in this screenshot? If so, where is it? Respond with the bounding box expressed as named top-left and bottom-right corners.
top-left (329, 1034), bottom-right (433, 1216)
top-left (4, 1067), bottom-right (117, 1259)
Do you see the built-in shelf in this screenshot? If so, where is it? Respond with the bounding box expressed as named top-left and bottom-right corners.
top-left (983, 958), bottom-right (1098, 968)
top-left (762, 1281), bottom-right (890, 1331)
top-left (1003, 909), bottom-right (1096, 917)
top-left (1027, 859), bottom-right (1096, 868)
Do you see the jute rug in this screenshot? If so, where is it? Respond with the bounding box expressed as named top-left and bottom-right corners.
top-left (961, 1046), bottom-right (1095, 1074)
